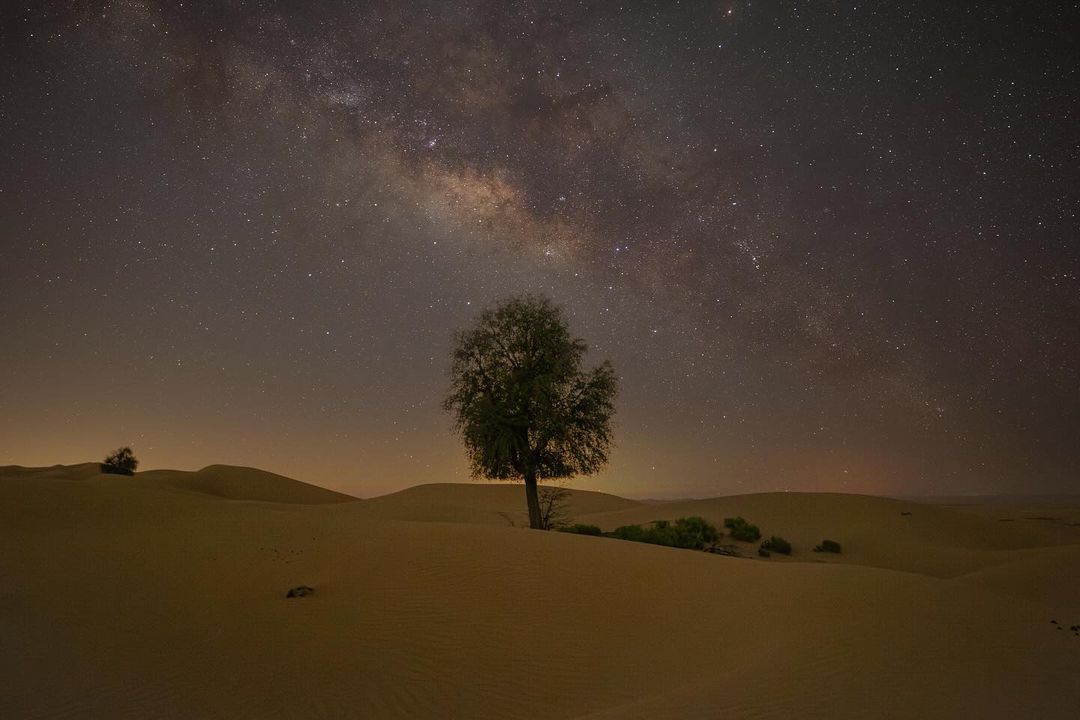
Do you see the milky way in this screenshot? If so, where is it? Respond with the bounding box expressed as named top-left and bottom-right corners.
top-left (2, 1), bottom-right (1077, 496)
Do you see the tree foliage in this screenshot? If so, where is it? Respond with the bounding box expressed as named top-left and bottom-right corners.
top-left (444, 296), bottom-right (617, 529)
top-left (101, 446), bottom-right (138, 475)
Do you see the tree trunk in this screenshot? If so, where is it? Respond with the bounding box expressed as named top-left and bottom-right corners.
top-left (523, 472), bottom-right (543, 529)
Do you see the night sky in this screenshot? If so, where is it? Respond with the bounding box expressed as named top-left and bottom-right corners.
top-left (2, 1), bottom-right (1077, 498)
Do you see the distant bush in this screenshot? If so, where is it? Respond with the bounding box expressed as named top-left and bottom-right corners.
top-left (560, 524), bottom-right (603, 536)
top-left (101, 446), bottom-right (138, 476)
top-left (606, 516), bottom-right (720, 550)
top-left (724, 516), bottom-right (761, 542)
top-left (760, 536), bottom-right (792, 555)
top-left (813, 539), bottom-right (842, 554)
top-left (670, 516), bottom-right (720, 549)
top-left (758, 547), bottom-right (771, 558)
top-left (608, 523), bottom-right (654, 544)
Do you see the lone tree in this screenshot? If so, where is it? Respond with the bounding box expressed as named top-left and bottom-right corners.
top-left (102, 446), bottom-right (138, 475)
top-left (444, 296), bottom-right (617, 529)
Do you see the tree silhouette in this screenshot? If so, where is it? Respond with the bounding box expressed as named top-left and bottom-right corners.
top-left (444, 296), bottom-right (617, 529)
top-left (101, 446), bottom-right (138, 475)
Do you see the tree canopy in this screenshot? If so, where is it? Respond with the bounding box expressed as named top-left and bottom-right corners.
top-left (444, 296), bottom-right (617, 529)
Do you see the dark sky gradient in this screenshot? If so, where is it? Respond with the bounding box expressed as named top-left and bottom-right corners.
top-left (2, 1), bottom-right (1077, 497)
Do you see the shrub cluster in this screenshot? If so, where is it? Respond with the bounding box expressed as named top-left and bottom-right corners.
top-left (608, 516), bottom-right (720, 550)
top-left (667, 516), bottom-right (721, 549)
top-left (813, 539), bottom-right (842, 553)
top-left (559, 524), bottom-right (603, 536)
top-left (760, 536), bottom-right (792, 555)
top-left (724, 516), bottom-right (761, 542)
top-left (608, 523), bottom-right (653, 543)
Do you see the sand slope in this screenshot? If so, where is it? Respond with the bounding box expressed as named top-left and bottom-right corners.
top-left (362, 482), bottom-right (640, 525)
top-left (2, 466), bottom-right (1078, 719)
top-left (576, 492), bottom-right (1075, 577)
top-left (0, 462), bottom-right (106, 481)
top-left (2, 463), bottom-right (358, 504)
top-left (141, 464), bottom-right (358, 504)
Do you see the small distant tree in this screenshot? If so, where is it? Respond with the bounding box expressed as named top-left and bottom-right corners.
top-left (101, 446), bottom-right (138, 475)
top-left (444, 296), bottom-right (618, 530)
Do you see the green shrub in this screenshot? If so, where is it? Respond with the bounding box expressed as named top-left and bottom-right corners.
top-left (670, 516), bottom-right (720, 549)
top-left (813, 539), bottom-right (842, 553)
top-left (731, 525), bottom-right (760, 542)
top-left (724, 516), bottom-right (761, 542)
top-left (760, 536), bottom-right (792, 555)
top-left (560, 524), bottom-right (603, 536)
top-left (608, 523), bottom-right (656, 544)
top-left (606, 516), bottom-right (720, 550)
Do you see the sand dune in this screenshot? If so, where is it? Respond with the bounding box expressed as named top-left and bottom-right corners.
top-left (576, 491), bottom-right (1075, 577)
top-left (2, 465), bottom-right (1078, 719)
top-left (362, 482), bottom-right (641, 525)
top-left (140, 464), bottom-right (358, 504)
top-left (3, 463), bottom-right (358, 504)
top-left (0, 462), bottom-right (107, 481)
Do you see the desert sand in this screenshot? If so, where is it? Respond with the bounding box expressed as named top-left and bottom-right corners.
top-left (2, 463), bottom-right (1078, 718)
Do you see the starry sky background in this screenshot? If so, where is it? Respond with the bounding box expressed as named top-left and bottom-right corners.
top-left (2, 1), bottom-right (1077, 498)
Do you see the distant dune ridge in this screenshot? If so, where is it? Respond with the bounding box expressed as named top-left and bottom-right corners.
top-left (2, 464), bottom-right (1079, 718)
top-left (361, 481), bottom-right (641, 525)
top-left (0, 463), bottom-right (358, 504)
top-left (142, 464), bottom-right (358, 504)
